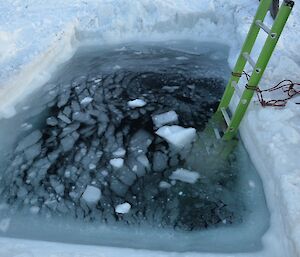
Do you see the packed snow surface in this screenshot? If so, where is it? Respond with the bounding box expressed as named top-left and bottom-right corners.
top-left (156, 125), bottom-right (196, 149)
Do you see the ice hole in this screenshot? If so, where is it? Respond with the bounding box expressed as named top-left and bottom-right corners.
top-left (0, 41), bottom-right (269, 253)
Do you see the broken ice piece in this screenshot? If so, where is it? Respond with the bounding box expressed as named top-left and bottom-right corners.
top-left (80, 97), bottom-right (93, 106)
top-left (159, 181), bottom-right (172, 189)
top-left (128, 99), bottom-right (146, 108)
top-left (110, 158), bottom-right (124, 169)
top-left (113, 148), bottom-right (126, 158)
top-left (152, 111), bottom-right (178, 128)
top-left (81, 185), bottom-right (101, 205)
top-left (46, 117), bottom-right (58, 126)
top-left (16, 130), bottom-right (42, 152)
top-left (169, 168), bottom-right (200, 184)
top-left (156, 125), bottom-right (196, 149)
top-left (115, 202), bottom-right (131, 214)
top-left (137, 155), bottom-right (150, 168)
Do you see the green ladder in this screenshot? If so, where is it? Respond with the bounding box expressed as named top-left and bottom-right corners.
top-left (215, 0), bottom-right (294, 141)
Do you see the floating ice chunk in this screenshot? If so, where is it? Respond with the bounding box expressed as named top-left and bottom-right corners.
top-left (128, 99), bottom-right (146, 108)
top-left (115, 202), bottom-right (131, 214)
top-left (156, 125), bottom-right (196, 148)
top-left (80, 97), bottom-right (93, 106)
top-left (169, 168), bottom-right (200, 184)
top-left (89, 164), bottom-right (96, 170)
top-left (0, 218), bottom-right (10, 233)
top-left (152, 111), bottom-right (178, 128)
top-left (58, 113), bottom-right (72, 124)
top-left (159, 181), bottom-right (172, 189)
top-left (110, 158), bottom-right (124, 169)
top-left (176, 56), bottom-right (189, 60)
top-left (152, 151), bottom-right (168, 172)
top-left (24, 142), bottom-right (41, 160)
top-left (61, 135), bottom-right (75, 152)
top-left (82, 185), bottom-right (101, 205)
top-left (137, 155), bottom-right (150, 168)
top-left (113, 148), bottom-right (126, 158)
top-left (16, 130), bottom-right (42, 152)
top-left (46, 117), bottom-right (58, 126)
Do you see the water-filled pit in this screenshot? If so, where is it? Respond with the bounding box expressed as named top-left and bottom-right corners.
top-left (0, 41), bottom-right (269, 253)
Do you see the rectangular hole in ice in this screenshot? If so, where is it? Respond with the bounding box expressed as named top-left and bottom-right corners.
top-left (0, 41), bottom-right (270, 253)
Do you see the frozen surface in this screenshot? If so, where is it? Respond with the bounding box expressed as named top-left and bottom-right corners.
top-left (0, 0), bottom-right (299, 257)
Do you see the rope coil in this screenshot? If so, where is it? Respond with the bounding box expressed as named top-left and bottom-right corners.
top-left (239, 71), bottom-right (300, 107)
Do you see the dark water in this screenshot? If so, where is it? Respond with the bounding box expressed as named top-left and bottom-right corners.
top-left (0, 41), bottom-right (269, 252)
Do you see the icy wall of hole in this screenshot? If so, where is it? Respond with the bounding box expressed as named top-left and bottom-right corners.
top-left (0, 42), bottom-right (268, 241)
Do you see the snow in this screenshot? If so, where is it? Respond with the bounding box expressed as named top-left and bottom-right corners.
top-left (115, 202), bottom-right (131, 214)
top-left (152, 111), bottom-right (178, 128)
top-left (156, 125), bottom-right (196, 149)
top-left (169, 168), bottom-right (200, 184)
top-left (81, 185), bottom-right (101, 205)
top-left (109, 158), bottom-right (124, 169)
top-left (127, 99), bottom-right (146, 108)
top-left (0, 0), bottom-right (299, 256)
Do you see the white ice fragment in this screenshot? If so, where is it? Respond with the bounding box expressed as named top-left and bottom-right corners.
top-left (80, 97), bottom-right (93, 105)
top-left (156, 125), bottom-right (196, 148)
top-left (89, 163), bottom-right (96, 170)
top-left (159, 181), bottom-right (172, 189)
top-left (101, 170), bottom-right (108, 176)
top-left (81, 185), bottom-right (101, 205)
top-left (128, 99), bottom-right (146, 108)
top-left (169, 168), bottom-right (200, 184)
top-left (0, 218), bottom-right (10, 232)
top-left (152, 111), bottom-right (178, 128)
top-left (176, 56), bottom-right (189, 60)
top-left (110, 158), bottom-right (124, 169)
top-left (113, 148), bottom-right (126, 158)
top-left (115, 202), bottom-right (131, 214)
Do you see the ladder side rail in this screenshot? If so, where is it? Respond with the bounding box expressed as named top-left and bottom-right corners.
top-left (223, 0), bottom-right (294, 140)
top-left (217, 0), bottom-right (273, 111)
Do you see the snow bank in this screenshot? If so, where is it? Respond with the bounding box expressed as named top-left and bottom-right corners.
top-left (0, 0), bottom-right (299, 257)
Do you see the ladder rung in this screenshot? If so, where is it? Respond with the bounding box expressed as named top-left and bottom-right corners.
top-left (213, 128), bottom-right (221, 140)
top-left (231, 81), bottom-right (243, 98)
top-left (243, 52), bottom-right (256, 69)
top-left (255, 20), bottom-right (271, 34)
top-left (220, 107), bottom-right (231, 126)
